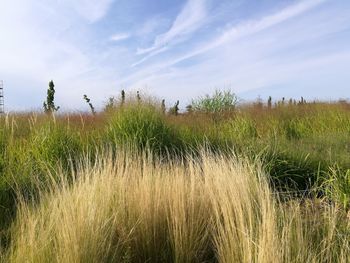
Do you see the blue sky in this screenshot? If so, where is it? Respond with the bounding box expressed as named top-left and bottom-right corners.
top-left (1, 0), bottom-right (350, 111)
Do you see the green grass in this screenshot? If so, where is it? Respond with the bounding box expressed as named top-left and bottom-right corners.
top-left (106, 104), bottom-right (183, 155)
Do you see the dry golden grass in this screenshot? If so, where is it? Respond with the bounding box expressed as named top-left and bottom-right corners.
top-left (3, 151), bottom-right (350, 263)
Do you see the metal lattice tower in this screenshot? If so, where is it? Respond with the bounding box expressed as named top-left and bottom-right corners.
top-left (0, 80), bottom-right (4, 114)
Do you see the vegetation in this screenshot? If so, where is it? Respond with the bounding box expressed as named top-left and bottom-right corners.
top-left (43, 80), bottom-right (59, 114)
top-left (83, 94), bottom-right (96, 115)
top-left (0, 89), bottom-right (349, 262)
top-left (191, 89), bottom-right (238, 113)
top-left (6, 152), bottom-right (350, 263)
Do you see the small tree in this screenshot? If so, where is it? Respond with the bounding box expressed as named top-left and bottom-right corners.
top-left (299, 96), bottom-right (306, 105)
top-left (83, 94), bottom-right (96, 115)
top-left (254, 96), bottom-right (263, 109)
top-left (267, 96), bottom-right (272, 109)
top-left (43, 80), bottom-right (60, 114)
top-left (136, 91), bottom-right (141, 103)
top-left (169, 100), bottom-right (179, 116)
top-left (186, 104), bottom-right (193, 114)
top-left (104, 96), bottom-right (117, 112)
top-left (121, 90), bottom-right (125, 106)
top-left (161, 99), bottom-right (166, 114)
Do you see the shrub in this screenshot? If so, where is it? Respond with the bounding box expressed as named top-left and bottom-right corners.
top-left (169, 100), bottom-right (179, 116)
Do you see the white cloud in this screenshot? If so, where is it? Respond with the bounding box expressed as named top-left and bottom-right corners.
top-left (110, 33), bottom-right (130, 42)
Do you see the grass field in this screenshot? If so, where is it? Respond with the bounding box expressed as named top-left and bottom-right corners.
top-left (0, 95), bottom-right (349, 262)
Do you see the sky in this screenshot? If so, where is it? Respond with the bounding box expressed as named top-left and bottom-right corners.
top-left (0, 0), bottom-right (350, 111)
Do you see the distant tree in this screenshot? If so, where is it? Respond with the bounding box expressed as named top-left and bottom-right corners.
top-left (83, 94), bottom-right (96, 115)
top-left (267, 96), bottom-right (272, 109)
top-left (161, 99), bottom-right (166, 114)
top-left (299, 96), bottom-right (306, 105)
top-left (137, 91), bottom-right (141, 103)
top-left (255, 96), bottom-right (263, 109)
top-left (104, 96), bottom-right (117, 112)
top-left (43, 80), bottom-right (60, 114)
top-left (186, 104), bottom-right (193, 114)
top-left (121, 90), bottom-right (125, 106)
top-left (169, 100), bottom-right (179, 116)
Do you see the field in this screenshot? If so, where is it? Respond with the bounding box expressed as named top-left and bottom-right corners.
top-left (0, 94), bottom-right (349, 262)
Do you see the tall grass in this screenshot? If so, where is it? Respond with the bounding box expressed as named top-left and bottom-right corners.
top-left (0, 101), bottom-right (350, 257)
top-left (5, 151), bottom-right (350, 262)
top-left (107, 104), bottom-right (183, 155)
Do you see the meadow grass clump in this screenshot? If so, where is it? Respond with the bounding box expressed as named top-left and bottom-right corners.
top-left (107, 104), bottom-right (183, 155)
top-left (321, 167), bottom-right (350, 210)
top-left (4, 150), bottom-right (350, 263)
top-left (221, 115), bottom-right (258, 142)
top-left (0, 125), bottom-right (9, 176)
top-left (191, 89), bottom-right (238, 114)
top-left (29, 122), bottom-right (83, 171)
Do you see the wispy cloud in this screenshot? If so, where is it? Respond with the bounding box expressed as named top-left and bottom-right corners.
top-left (69, 0), bottom-right (115, 23)
top-left (110, 33), bottom-right (130, 42)
top-left (124, 0), bottom-right (327, 85)
top-left (162, 0), bottom-right (327, 68)
top-left (135, 0), bottom-right (207, 63)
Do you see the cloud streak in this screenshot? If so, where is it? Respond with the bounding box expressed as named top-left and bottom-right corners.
top-left (165, 0), bottom-right (327, 68)
top-left (69, 0), bottom-right (115, 22)
top-left (123, 0), bottom-right (327, 86)
top-left (134, 0), bottom-right (207, 65)
top-left (110, 33), bottom-right (130, 42)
